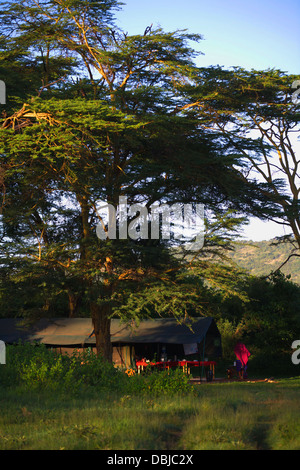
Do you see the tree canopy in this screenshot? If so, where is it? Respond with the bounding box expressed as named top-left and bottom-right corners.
top-left (0, 0), bottom-right (299, 361)
top-left (186, 66), bottom-right (300, 248)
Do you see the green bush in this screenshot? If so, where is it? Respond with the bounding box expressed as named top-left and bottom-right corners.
top-left (247, 352), bottom-right (298, 378)
top-left (69, 348), bottom-right (127, 390)
top-left (118, 369), bottom-right (194, 396)
top-left (216, 318), bottom-right (238, 361)
top-left (0, 342), bottom-right (78, 391)
top-left (0, 343), bottom-right (126, 393)
top-left (137, 369), bottom-right (194, 396)
top-left (0, 343), bottom-right (194, 396)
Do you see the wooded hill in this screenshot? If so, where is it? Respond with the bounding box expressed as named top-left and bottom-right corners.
top-left (228, 239), bottom-right (300, 285)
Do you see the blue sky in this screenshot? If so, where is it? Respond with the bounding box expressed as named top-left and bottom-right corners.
top-left (116, 0), bottom-right (300, 74)
top-left (116, 0), bottom-right (300, 241)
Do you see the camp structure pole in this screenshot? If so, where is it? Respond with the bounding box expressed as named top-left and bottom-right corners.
top-left (211, 362), bottom-right (215, 380)
top-left (201, 335), bottom-right (206, 382)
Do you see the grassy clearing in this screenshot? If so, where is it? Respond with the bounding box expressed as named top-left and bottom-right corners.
top-left (1, 344), bottom-right (299, 450)
top-left (1, 378), bottom-right (300, 450)
top-left (180, 379), bottom-right (300, 450)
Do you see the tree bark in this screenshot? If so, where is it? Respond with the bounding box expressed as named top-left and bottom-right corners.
top-left (91, 301), bottom-right (113, 362)
top-left (78, 194), bottom-right (91, 260)
top-left (67, 289), bottom-right (82, 318)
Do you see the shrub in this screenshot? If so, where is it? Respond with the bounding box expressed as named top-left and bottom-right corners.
top-left (2, 342), bottom-right (78, 391)
top-left (68, 349), bottom-right (127, 390)
top-left (216, 318), bottom-right (238, 361)
top-left (0, 343), bottom-right (195, 396)
top-left (0, 343), bottom-right (126, 393)
top-left (128, 369), bottom-right (193, 396)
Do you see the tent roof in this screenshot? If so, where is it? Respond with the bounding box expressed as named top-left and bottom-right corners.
top-left (109, 317), bottom-right (216, 345)
top-left (0, 316), bottom-right (219, 346)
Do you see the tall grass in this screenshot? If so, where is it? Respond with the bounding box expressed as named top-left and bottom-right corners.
top-left (180, 381), bottom-right (300, 450)
top-left (0, 344), bottom-right (300, 450)
top-left (1, 379), bottom-right (300, 450)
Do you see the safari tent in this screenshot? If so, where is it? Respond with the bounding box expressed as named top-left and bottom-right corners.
top-left (0, 316), bottom-right (222, 368)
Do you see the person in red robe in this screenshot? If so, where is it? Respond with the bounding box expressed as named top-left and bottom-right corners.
top-left (234, 342), bottom-right (251, 379)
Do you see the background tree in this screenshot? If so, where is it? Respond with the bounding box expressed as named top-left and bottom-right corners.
top-left (187, 67), bottom-right (300, 254)
top-left (215, 271), bottom-right (300, 361)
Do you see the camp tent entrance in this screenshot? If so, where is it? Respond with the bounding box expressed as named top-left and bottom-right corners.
top-left (110, 317), bottom-right (222, 368)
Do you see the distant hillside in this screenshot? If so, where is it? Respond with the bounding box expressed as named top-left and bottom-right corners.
top-left (229, 239), bottom-right (300, 285)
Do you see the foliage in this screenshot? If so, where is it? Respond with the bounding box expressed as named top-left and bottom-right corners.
top-left (1, 343), bottom-right (126, 393)
top-left (123, 368), bottom-right (194, 396)
top-left (1, 343), bottom-right (194, 397)
top-left (213, 271), bottom-right (300, 361)
top-left (189, 66), bottom-right (300, 249)
top-left (215, 318), bottom-right (238, 361)
top-left (0, 6), bottom-right (266, 359)
top-left (141, 369), bottom-right (193, 396)
top-left (228, 238), bottom-right (300, 285)
top-left (240, 272), bottom-right (300, 356)
top-left (0, 0), bottom-right (299, 363)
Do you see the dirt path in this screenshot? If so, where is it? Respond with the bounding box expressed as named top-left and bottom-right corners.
top-left (189, 377), bottom-right (279, 384)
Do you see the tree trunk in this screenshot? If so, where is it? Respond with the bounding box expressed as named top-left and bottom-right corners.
top-left (67, 289), bottom-right (82, 318)
top-left (91, 301), bottom-right (112, 362)
top-left (78, 193), bottom-right (91, 260)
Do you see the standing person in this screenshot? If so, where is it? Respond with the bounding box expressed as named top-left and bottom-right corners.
top-left (234, 341), bottom-right (251, 379)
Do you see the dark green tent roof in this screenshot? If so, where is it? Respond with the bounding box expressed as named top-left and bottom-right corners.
top-left (0, 318), bottom-right (92, 345)
top-left (108, 317), bottom-right (217, 345)
top-left (0, 317), bottom-right (220, 346)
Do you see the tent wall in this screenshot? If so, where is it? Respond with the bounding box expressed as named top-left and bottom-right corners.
top-left (112, 345), bottom-right (135, 368)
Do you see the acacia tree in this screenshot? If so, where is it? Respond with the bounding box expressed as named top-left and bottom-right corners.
top-left (187, 67), bottom-right (300, 252)
top-left (0, 1), bottom-right (279, 360)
